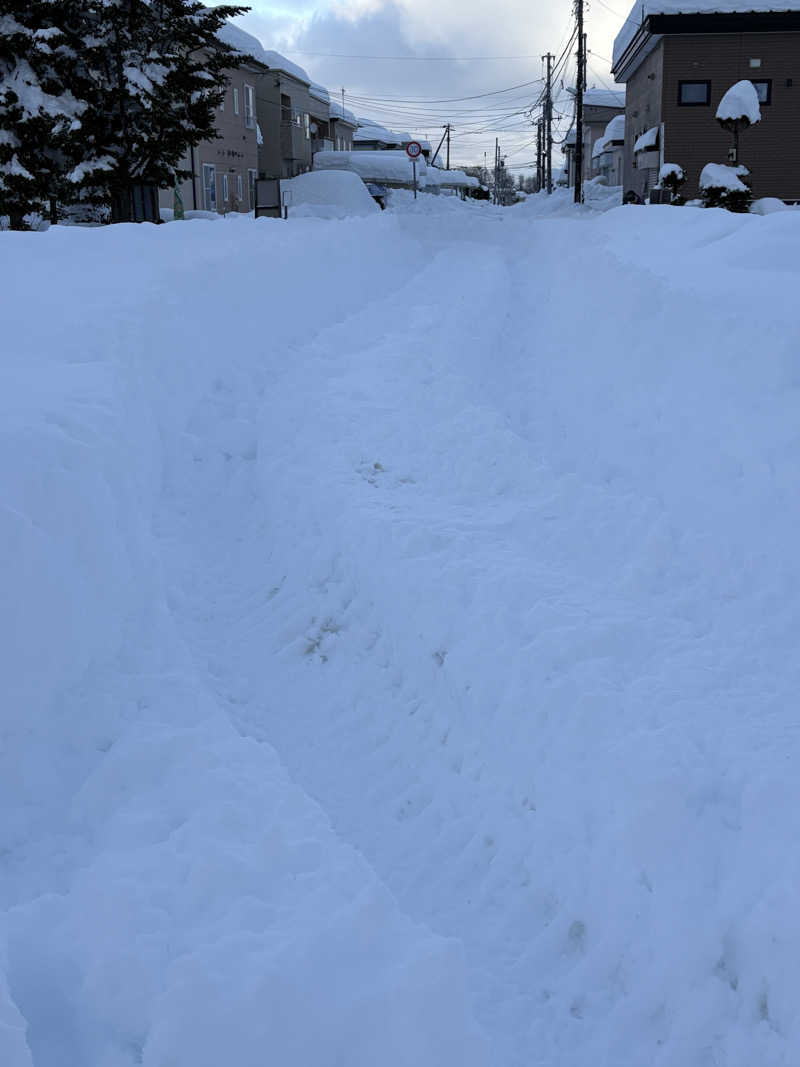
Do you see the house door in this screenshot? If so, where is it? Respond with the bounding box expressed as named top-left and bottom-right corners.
top-left (202, 164), bottom-right (217, 212)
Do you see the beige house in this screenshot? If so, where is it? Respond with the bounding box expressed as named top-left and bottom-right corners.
top-left (160, 23), bottom-right (364, 217)
top-left (160, 55), bottom-right (265, 215)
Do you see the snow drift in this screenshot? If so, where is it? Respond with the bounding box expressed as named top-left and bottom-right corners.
top-left (3, 195), bottom-right (800, 1067)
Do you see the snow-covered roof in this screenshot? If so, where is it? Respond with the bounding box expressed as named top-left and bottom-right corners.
top-left (583, 88), bottom-right (626, 109)
top-left (329, 98), bottom-right (358, 126)
top-left (716, 79), bottom-right (761, 123)
top-left (423, 168), bottom-right (480, 189)
top-left (314, 150), bottom-right (427, 184)
top-left (218, 22), bottom-right (311, 84)
top-left (564, 127), bottom-right (577, 147)
top-left (633, 125), bottom-right (659, 152)
top-left (699, 162), bottom-right (749, 191)
top-left (310, 83), bottom-right (330, 106)
top-left (592, 113), bottom-right (626, 157)
top-left (612, 0), bottom-right (800, 69)
top-left (354, 118), bottom-right (412, 146)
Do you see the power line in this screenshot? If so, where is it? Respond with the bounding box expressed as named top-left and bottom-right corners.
top-left (281, 50), bottom-right (547, 61)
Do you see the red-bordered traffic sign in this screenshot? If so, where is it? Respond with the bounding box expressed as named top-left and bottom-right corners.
top-left (405, 141), bottom-right (423, 159)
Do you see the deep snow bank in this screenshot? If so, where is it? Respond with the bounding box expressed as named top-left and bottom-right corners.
top-left (3, 197), bottom-right (800, 1067)
top-left (0, 219), bottom-right (487, 1067)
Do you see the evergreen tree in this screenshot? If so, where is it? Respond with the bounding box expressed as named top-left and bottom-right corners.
top-left (0, 4), bottom-right (87, 228)
top-left (71, 0), bottom-right (247, 221)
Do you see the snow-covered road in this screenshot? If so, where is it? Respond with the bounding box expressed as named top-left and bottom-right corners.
top-left (3, 194), bottom-right (800, 1066)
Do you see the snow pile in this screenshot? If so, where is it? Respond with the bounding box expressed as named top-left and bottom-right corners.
top-left (315, 149), bottom-right (426, 184)
top-left (700, 162), bottom-right (750, 191)
top-left (282, 170), bottom-right (379, 218)
top-left (514, 182), bottom-right (622, 215)
top-left (750, 196), bottom-right (798, 214)
top-left (716, 79), bottom-right (762, 124)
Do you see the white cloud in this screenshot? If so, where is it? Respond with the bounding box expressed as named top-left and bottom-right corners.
top-left (236, 0), bottom-right (627, 170)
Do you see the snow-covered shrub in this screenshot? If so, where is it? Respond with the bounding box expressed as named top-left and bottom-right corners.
top-left (658, 163), bottom-right (686, 203)
top-left (716, 80), bottom-right (761, 128)
top-left (699, 162), bottom-right (752, 213)
top-left (712, 80), bottom-right (761, 205)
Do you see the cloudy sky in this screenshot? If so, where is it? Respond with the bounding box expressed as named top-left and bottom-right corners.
top-left (233, 0), bottom-right (631, 172)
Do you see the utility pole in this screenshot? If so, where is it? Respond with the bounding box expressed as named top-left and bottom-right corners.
top-left (543, 53), bottom-right (554, 194)
top-left (446, 123), bottom-right (451, 170)
top-left (539, 117), bottom-right (546, 193)
top-left (574, 0), bottom-right (586, 204)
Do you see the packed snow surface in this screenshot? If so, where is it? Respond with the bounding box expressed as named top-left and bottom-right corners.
top-left (3, 192), bottom-right (800, 1067)
top-left (716, 79), bottom-right (762, 124)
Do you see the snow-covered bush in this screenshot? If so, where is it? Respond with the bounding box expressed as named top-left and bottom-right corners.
top-left (658, 163), bottom-right (685, 203)
top-left (716, 80), bottom-right (761, 128)
top-left (699, 162), bottom-right (752, 213)
top-left (711, 80), bottom-right (761, 206)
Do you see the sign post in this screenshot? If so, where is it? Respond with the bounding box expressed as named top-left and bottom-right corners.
top-left (406, 140), bottom-right (422, 200)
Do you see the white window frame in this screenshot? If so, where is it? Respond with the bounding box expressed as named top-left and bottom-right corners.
top-left (233, 87), bottom-right (239, 114)
top-left (222, 173), bottom-right (229, 202)
top-left (244, 83), bottom-right (256, 129)
top-left (236, 173), bottom-right (243, 201)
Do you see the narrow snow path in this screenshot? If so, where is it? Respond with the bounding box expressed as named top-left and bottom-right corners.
top-left (152, 204), bottom-right (800, 1066)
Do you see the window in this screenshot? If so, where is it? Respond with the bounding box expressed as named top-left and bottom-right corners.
top-left (222, 173), bottom-right (229, 201)
top-left (304, 113), bottom-right (310, 140)
top-left (202, 164), bottom-right (216, 211)
top-left (244, 84), bottom-right (255, 129)
top-left (749, 58), bottom-right (762, 68)
top-left (678, 80), bottom-right (711, 105)
top-left (281, 94), bottom-right (291, 123)
top-left (237, 173), bottom-right (243, 201)
top-left (233, 87), bottom-right (239, 114)
top-left (752, 79), bottom-right (772, 104)
top-left (248, 168), bottom-right (257, 208)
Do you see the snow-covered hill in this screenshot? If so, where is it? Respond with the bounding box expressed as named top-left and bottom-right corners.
top-left (2, 197), bottom-right (800, 1066)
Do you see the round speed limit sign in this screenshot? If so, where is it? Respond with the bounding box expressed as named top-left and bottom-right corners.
top-left (405, 141), bottom-right (423, 160)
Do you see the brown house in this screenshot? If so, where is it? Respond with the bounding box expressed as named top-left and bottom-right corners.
top-left (612, 4), bottom-right (800, 201)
